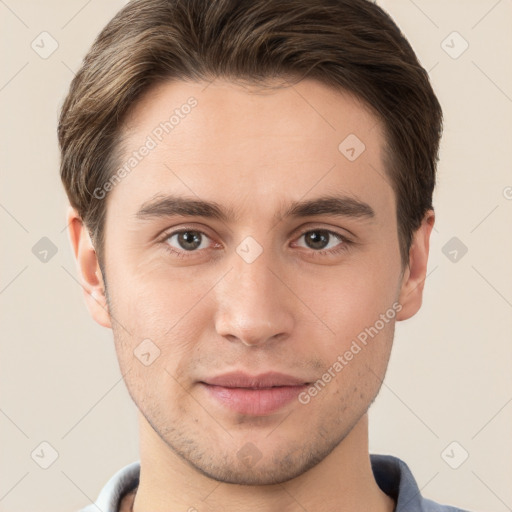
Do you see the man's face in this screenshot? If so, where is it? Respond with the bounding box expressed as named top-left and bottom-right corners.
top-left (99, 78), bottom-right (406, 484)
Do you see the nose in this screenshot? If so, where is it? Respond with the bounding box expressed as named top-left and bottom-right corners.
top-left (213, 245), bottom-right (295, 347)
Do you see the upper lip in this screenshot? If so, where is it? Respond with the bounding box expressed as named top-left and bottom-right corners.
top-left (201, 371), bottom-right (309, 388)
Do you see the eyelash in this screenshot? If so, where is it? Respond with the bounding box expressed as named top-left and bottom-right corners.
top-left (158, 227), bottom-right (353, 260)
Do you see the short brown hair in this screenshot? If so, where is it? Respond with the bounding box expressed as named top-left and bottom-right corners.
top-left (58, 0), bottom-right (442, 269)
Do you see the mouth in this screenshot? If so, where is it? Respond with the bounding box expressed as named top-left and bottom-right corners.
top-left (199, 371), bottom-right (311, 416)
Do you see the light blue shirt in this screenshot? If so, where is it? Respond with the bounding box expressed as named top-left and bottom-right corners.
top-left (78, 454), bottom-right (472, 511)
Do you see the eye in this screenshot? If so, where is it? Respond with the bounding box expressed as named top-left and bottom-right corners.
top-left (293, 228), bottom-right (352, 256)
top-left (163, 229), bottom-right (214, 257)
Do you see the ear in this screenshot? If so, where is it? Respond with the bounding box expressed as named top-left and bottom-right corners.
top-left (396, 209), bottom-right (435, 321)
top-left (66, 205), bottom-right (112, 328)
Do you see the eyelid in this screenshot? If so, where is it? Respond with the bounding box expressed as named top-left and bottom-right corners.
top-left (294, 223), bottom-right (353, 239)
top-left (157, 223), bottom-right (216, 241)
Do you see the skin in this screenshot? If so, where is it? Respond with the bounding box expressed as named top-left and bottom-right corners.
top-left (68, 77), bottom-right (434, 512)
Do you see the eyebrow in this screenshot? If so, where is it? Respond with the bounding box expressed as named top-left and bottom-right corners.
top-left (135, 194), bottom-right (375, 223)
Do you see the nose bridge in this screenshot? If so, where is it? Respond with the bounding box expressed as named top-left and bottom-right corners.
top-left (214, 239), bottom-right (294, 346)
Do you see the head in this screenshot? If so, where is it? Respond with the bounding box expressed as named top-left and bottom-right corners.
top-left (60, 0), bottom-right (441, 485)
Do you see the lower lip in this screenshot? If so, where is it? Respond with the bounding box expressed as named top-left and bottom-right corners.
top-left (201, 383), bottom-right (308, 415)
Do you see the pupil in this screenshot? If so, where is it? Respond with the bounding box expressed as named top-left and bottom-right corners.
top-left (179, 231), bottom-right (201, 250)
top-left (307, 231), bottom-right (328, 250)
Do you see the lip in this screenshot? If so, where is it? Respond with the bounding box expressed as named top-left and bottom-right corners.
top-left (200, 371), bottom-right (310, 416)
top-left (202, 371), bottom-right (309, 388)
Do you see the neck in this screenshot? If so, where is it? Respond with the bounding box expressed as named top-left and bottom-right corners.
top-left (131, 412), bottom-right (394, 512)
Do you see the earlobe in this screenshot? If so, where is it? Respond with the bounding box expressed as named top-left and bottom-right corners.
top-left (396, 210), bottom-right (435, 321)
top-left (67, 206), bottom-right (112, 329)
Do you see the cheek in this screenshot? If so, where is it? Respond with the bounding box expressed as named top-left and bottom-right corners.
top-left (108, 257), bottom-right (211, 341)
top-left (106, 272), bottom-right (213, 405)
top-left (308, 266), bottom-right (399, 341)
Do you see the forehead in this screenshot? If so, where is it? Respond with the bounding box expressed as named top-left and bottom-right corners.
top-left (123, 77), bottom-right (383, 148)
top-left (109, 77), bottom-right (394, 222)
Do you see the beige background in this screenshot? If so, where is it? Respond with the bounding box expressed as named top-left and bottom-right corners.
top-left (1, 0), bottom-right (511, 511)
